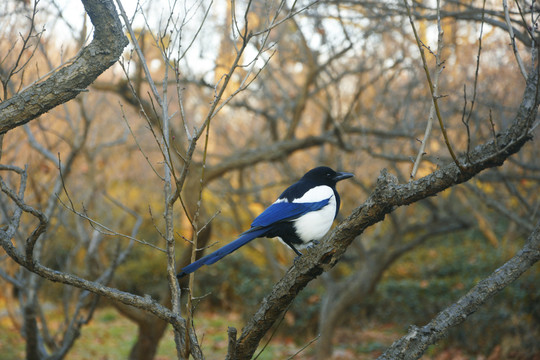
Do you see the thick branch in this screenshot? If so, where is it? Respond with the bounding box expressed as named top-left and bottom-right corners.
top-left (205, 135), bottom-right (336, 183)
top-left (377, 221), bottom-right (540, 359)
top-left (234, 67), bottom-right (539, 360)
top-left (0, 0), bottom-right (128, 135)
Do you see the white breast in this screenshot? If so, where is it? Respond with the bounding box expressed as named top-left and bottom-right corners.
top-left (292, 185), bottom-right (336, 243)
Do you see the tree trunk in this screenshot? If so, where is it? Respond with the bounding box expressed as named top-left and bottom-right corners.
top-left (116, 224), bottom-right (212, 360)
top-left (24, 300), bottom-right (41, 360)
top-left (317, 260), bottom-right (381, 360)
top-left (128, 317), bottom-right (169, 360)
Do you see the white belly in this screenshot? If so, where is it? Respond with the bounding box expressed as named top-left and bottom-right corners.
top-left (292, 186), bottom-right (336, 243)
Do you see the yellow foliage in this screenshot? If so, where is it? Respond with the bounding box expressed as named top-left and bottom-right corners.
top-left (476, 181), bottom-right (495, 195)
top-left (248, 202), bottom-right (265, 217)
top-left (242, 244), bottom-right (267, 267)
top-left (472, 210), bottom-right (499, 248)
top-left (414, 164), bottom-right (434, 179)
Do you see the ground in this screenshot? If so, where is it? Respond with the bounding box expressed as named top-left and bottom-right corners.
top-left (2, 306), bottom-right (533, 359)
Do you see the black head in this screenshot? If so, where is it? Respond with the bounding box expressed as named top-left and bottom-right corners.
top-left (301, 166), bottom-right (354, 186)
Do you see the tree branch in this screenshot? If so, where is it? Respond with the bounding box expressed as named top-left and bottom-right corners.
top-left (0, 0), bottom-right (128, 135)
top-left (377, 221), bottom-right (540, 359)
top-left (234, 67), bottom-right (539, 360)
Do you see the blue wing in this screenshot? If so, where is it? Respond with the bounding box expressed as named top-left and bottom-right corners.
top-left (250, 198), bottom-right (330, 228)
top-left (177, 197), bottom-right (331, 278)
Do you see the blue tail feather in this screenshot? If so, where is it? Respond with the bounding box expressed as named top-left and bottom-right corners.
top-left (177, 227), bottom-right (268, 278)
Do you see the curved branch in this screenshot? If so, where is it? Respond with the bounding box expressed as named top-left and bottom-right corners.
top-left (377, 221), bottom-right (540, 359)
top-left (0, 0), bottom-right (128, 135)
top-left (234, 67), bottom-right (539, 359)
top-left (205, 134), bottom-right (338, 183)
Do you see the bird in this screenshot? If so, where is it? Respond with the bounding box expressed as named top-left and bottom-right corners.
top-left (177, 166), bottom-right (354, 277)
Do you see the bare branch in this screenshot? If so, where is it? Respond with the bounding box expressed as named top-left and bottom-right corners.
top-left (503, 0), bottom-right (527, 79)
top-left (115, 0), bottom-right (163, 106)
top-left (377, 221), bottom-right (540, 359)
top-left (234, 68), bottom-right (539, 359)
top-left (0, 0), bottom-right (128, 135)
top-left (404, 0), bottom-right (464, 173)
top-left (410, 0), bottom-right (444, 179)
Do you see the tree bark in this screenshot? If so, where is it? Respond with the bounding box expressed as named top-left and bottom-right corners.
top-left (111, 224), bottom-right (212, 360)
top-left (24, 299), bottom-right (42, 360)
top-left (234, 70), bottom-right (539, 360)
top-left (316, 217), bottom-right (469, 358)
top-left (377, 221), bottom-right (540, 359)
top-left (127, 316), bottom-right (169, 360)
top-left (0, 0), bottom-right (128, 134)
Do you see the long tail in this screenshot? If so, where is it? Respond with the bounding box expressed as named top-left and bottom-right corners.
top-left (177, 227), bottom-right (267, 278)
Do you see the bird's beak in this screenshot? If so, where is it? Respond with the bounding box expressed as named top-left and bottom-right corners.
top-left (334, 171), bottom-right (354, 182)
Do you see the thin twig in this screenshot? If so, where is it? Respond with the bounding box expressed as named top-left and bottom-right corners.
top-left (503, 0), bottom-right (527, 79)
top-left (196, 210), bottom-right (221, 237)
top-left (115, 0), bottom-right (163, 105)
top-left (118, 101), bottom-right (163, 180)
top-left (186, 97), bottom-right (214, 355)
top-left (488, 109), bottom-right (499, 150)
top-left (404, 0), bottom-right (464, 173)
top-left (0, 166), bottom-right (48, 262)
top-left (410, 0), bottom-right (445, 179)
top-left (287, 334), bottom-right (320, 359)
top-left (253, 301), bottom-right (294, 360)
top-left (461, 0), bottom-right (487, 165)
top-left (56, 195), bottom-right (166, 253)
top-left (250, 0), bottom-right (321, 37)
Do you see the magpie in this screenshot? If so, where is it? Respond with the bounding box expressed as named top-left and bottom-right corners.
top-left (177, 166), bottom-right (353, 277)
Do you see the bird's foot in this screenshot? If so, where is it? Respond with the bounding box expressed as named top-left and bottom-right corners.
top-left (306, 240), bottom-right (320, 249)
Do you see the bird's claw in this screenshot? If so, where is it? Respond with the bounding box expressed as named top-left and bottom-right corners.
top-left (306, 240), bottom-right (320, 249)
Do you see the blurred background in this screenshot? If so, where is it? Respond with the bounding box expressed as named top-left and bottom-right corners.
top-left (1, 0), bottom-right (539, 359)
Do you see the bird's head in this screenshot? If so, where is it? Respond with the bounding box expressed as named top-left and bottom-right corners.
top-left (301, 166), bottom-right (354, 186)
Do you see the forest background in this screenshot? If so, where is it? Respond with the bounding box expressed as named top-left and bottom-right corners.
top-left (1, 0), bottom-right (540, 359)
